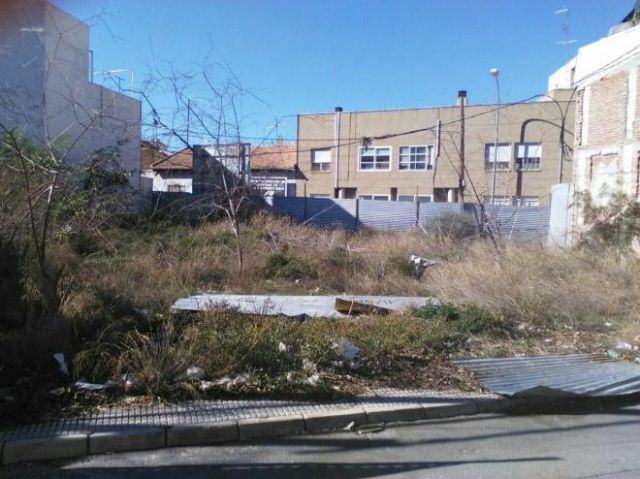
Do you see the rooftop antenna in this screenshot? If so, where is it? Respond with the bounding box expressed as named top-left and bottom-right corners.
top-left (93, 68), bottom-right (135, 94)
top-left (555, 7), bottom-right (577, 62)
top-left (265, 118), bottom-right (287, 143)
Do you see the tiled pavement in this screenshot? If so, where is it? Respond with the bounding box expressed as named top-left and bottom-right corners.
top-left (0, 389), bottom-right (498, 441)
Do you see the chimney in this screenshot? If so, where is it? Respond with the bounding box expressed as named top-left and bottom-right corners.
top-left (457, 90), bottom-right (467, 106)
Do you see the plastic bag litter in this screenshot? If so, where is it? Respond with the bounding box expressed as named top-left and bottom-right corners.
top-left (332, 337), bottom-right (359, 360)
top-left (53, 353), bottom-right (69, 375)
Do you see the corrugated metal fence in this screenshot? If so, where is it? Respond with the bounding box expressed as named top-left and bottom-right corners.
top-left (262, 196), bottom-right (549, 241)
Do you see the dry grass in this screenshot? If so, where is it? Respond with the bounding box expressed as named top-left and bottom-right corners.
top-left (4, 209), bottom-right (640, 424)
top-left (429, 241), bottom-right (640, 330)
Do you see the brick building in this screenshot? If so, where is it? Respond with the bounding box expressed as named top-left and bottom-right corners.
top-left (296, 91), bottom-right (574, 207)
top-left (549, 13), bottom-right (640, 229)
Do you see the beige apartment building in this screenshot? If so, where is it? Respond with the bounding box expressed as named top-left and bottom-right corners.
top-left (296, 91), bottom-right (574, 207)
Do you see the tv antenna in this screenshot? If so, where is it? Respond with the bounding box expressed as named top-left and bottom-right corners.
top-left (555, 7), bottom-right (577, 61)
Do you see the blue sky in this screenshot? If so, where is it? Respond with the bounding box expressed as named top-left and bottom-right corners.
top-left (54, 0), bottom-right (634, 147)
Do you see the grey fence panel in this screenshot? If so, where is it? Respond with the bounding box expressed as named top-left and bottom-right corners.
top-left (358, 199), bottom-right (417, 231)
top-left (467, 204), bottom-right (550, 241)
top-left (263, 196), bottom-right (307, 221)
top-left (418, 203), bottom-right (463, 228)
top-left (260, 197), bottom-right (550, 241)
top-left (306, 198), bottom-right (358, 229)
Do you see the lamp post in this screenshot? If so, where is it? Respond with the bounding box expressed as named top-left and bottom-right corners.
top-left (490, 67), bottom-right (500, 205)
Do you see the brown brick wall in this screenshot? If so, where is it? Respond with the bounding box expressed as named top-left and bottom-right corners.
top-left (587, 71), bottom-right (628, 147)
top-left (635, 68), bottom-right (640, 140)
top-left (575, 89), bottom-right (584, 146)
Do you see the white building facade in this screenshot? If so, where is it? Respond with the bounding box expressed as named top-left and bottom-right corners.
top-left (550, 19), bottom-right (640, 232)
top-left (0, 0), bottom-right (142, 188)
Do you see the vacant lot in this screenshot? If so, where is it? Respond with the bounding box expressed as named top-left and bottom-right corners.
top-left (2, 210), bottom-right (639, 426)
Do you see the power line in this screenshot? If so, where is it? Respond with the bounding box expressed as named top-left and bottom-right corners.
top-left (143, 93), bottom-right (551, 159)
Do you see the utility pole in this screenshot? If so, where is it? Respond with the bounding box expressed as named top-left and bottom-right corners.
top-left (489, 68), bottom-right (500, 205)
top-left (186, 98), bottom-right (191, 145)
top-left (458, 90), bottom-right (466, 208)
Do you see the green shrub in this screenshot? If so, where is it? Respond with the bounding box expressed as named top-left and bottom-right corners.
top-left (265, 253), bottom-right (317, 280)
top-left (387, 254), bottom-right (415, 278)
top-left (414, 303), bottom-right (514, 339)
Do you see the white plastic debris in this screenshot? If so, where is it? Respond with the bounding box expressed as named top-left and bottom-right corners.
top-left (53, 353), bottom-right (69, 375)
top-left (74, 380), bottom-right (107, 391)
top-left (302, 358), bottom-right (317, 373)
top-left (199, 381), bottom-right (216, 391)
top-left (332, 337), bottom-right (360, 360)
top-left (215, 375), bottom-right (249, 387)
top-left (615, 340), bottom-right (634, 351)
top-left (305, 373), bottom-right (320, 386)
top-left (408, 254), bottom-right (436, 280)
top-left (278, 342), bottom-right (291, 353)
top-left (344, 421), bottom-right (355, 431)
top-left (123, 373), bottom-right (136, 392)
top-left (348, 360), bottom-right (361, 370)
top-left (185, 366), bottom-right (205, 380)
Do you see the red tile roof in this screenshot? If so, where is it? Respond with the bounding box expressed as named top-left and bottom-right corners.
top-left (153, 148), bottom-right (192, 170)
top-left (251, 143), bottom-right (296, 171)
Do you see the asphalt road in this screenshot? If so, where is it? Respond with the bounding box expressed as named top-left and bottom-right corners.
top-left (4, 406), bottom-right (640, 478)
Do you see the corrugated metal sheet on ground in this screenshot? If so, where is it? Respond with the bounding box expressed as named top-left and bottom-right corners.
top-left (455, 354), bottom-right (640, 397)
top-left (358, 199), bottom-right (416, 231)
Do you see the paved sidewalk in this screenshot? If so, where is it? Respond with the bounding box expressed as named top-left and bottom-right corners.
top-left (0, 388), bottom-right (498, 441)
top-left (0, 388), bottom-right (518, 465)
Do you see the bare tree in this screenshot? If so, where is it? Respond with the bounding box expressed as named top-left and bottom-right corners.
top-left (137, 66), bottom-right (256, 272)
top-left (0, 1), bottom-right (139, 318)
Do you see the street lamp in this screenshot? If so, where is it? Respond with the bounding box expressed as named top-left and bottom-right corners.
top-left (489, 68), bottom-right (500, 205)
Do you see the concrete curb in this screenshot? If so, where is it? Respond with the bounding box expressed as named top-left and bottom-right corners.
top-left (0, 396), bottom-right (526, 465)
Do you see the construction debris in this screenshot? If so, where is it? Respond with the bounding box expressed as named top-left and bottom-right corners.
top-left (408, 254), bottom-right (437, 280)
top-left (455, 353), bottom-right (640, 397)
top-left (172, 293), bottom-right (436, 319)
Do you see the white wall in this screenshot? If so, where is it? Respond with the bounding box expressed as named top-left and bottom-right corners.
top-left (0, 0), bottom-right (141, 188)
top-left (141, 170), bottom-right (192, 193)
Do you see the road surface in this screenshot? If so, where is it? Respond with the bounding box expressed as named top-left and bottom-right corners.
top-left (4, 406), bottom-right (640, 478)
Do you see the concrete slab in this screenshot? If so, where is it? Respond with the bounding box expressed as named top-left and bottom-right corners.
top-left (172, 293), bottom-right (435, 318)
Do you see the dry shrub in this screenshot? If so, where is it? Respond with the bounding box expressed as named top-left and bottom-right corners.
top-left (429, 241), bottom-right (640, 329)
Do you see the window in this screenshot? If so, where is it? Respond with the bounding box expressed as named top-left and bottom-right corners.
top-left (398, 195), bottom-right (432, 203)
top-left (167, 184), bottom-right (185, 193)
top-left (487, 196), bottom-right (513, 206)
top-left (359, 146), bottom-right (391, 170)
top-left (398, 145), bottom-right (433, 170)
top-left (515, 143), bottom-right (542, 170)
top-left (515, 196), bottom-right (540, 207)
top-left (311, 148), bottom-right (331, 172)
top-left (358, 194), bottom-right (390, 201)
top-left (484, 143), bottom-right (511, 170)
